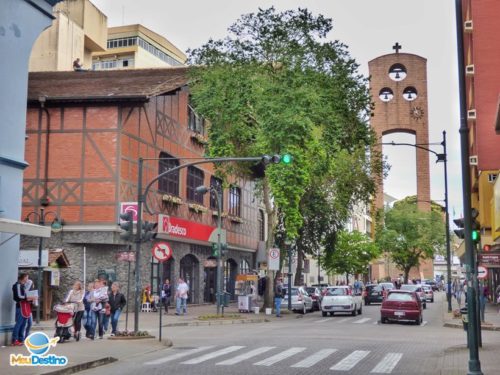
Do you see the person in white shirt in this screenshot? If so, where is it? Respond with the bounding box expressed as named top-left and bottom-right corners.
top-left (175, 278), bottom-right (189, 315)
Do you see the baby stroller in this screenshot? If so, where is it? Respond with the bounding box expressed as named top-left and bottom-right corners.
top-left (54, 303), bottom-right (77, 343)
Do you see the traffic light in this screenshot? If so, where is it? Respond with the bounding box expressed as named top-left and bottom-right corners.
top-left (211, 243), bottom-right (219, 257)
top-left (281, 154), bottom-right (292, 164)
top-left (483, 244), bottom-right (491, 252)
top-left (452, 209), bottom-right (480, 242)
top-left (141, 221), bottom-right (158, 242)
top-left (119, 211), bottom-right (134, 241)
top-left (471, 208), bottom-right (480, 243)
top-left (453, 218), bottom-right (464, 239)
top-left (221, 243), bottom-right (228, 257)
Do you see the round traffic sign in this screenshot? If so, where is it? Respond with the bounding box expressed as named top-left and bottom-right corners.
top-left (152, 242), bottom-right (172, 263)
top-left (477, 266), bottom-right (488, 279)
top-left (269, 248), bottom-right (279, 259)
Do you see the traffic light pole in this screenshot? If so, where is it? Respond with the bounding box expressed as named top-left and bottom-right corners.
top-left (454, 0), bottom-right (483, 373)
top-left (215, 189), bottom-right (222, 316)
top-left (134, 158), bottom-right (144, 334)
top-left (442, 131), bottom-right (453, 313)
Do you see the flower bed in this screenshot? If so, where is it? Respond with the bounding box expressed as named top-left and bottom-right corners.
top-left (162, 194), bottom-right (183, 205)
top-left (188, 203), bottom-right (208, 213)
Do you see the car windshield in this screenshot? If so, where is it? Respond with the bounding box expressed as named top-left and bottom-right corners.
top-left (380, 283), bottom-right (394, 289)
top-left (283, 288), bottom-right (299, 296)
top-left (401, 285), bottom-right (418, 291)
top-left (387, 293), bottom-right (414, 302)
top-left (305, 288), bottom-right (316, 294)
top-left (326, 288), bottom-right (348, 296)
top-left (422, 286), bottom-right (431, 291)
top-left (367, 285), bottom-right (382, 292)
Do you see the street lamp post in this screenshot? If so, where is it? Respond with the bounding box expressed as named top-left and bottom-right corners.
top-left (196, 185), bottom-right (223, 316)
top-left (380, 133), bottom-right (452, 312)
top-left (24, 208), bottom-right (61, 324)
top-left (284, 240), bottom-right (293, 311)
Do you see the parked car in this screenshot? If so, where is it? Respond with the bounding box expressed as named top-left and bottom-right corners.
top-left (400, 284), bottom-right (427, 309)
top-left (381, 290), bottom-right (423, 325)
top-left (423, 279), bottom-right (439, 291)
top-left (364, 284), bottom-right (384, 305)
top-left (321, 286), bottom-right (362, 317)
top-left (305, 287), bottom-right (321, 311)
top-left (282, 286), bottom-right (314, 314)
top-left (379, 282), bottom-right (395, 291)
top-left (422, 285), bottom-right (434, 302)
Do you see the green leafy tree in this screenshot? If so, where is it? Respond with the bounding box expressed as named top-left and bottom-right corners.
top-left (322, 230), bottom-right (380, 280)
top-left (188, 7), bottom-right (381, 305)
top-left (375, 202), bottom-right (445, 283)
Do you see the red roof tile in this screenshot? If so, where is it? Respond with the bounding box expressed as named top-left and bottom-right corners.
top-left (28, 67), bottom-right (189, 103)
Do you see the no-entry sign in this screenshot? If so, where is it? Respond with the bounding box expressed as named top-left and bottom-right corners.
top-left (477, 266), bottom-right (488, 279)
top-left (152, 242), bottom-right (173, 263)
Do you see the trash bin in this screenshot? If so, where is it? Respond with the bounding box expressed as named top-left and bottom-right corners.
top-left (460, 307), bottom-right (468, 331)
top-left (218, 292), bottom-right (231, 307)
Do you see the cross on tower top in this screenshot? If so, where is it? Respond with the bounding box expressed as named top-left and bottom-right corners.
top-left (392, 42), bottom-right (402, 53)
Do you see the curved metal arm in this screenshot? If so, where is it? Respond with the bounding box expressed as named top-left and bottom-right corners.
top-left (143, 156), bottom-right (262, 215)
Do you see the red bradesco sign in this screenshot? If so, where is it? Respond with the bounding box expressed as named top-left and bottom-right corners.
top-left (157, 214), bottom-right (222, 243)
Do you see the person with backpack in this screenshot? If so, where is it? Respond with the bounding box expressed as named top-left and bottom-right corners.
top-left (12, 273), bottom-right (36, 346)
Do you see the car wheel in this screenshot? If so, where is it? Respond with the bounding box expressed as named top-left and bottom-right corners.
top-left (381, 317), bottom-right (387, 324)
top-left (330, 312), bottom-right (334, 316)
top-left (352, 308), bottom-right (357, 316)
top-left (365, 300), bottom-right (369, 306)
top-left (322, 311), bottom-right (327, 317)
top-left (423, 303), bottom-right (426, 310)
top-left (431, 298), bottom-right (434, 303)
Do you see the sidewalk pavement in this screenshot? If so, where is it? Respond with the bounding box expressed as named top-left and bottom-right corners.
top-left (440, 295), bottom-right (500, 375)
top-left (0, 302), bottom-right (288, 375)
top-left (442, 296), bottom-right (500, 331)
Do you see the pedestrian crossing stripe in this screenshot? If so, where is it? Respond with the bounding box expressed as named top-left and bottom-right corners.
top-left (147, 346), bottom-right (404, 373)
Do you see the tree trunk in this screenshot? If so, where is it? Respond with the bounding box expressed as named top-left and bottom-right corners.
top-left (403, 267), bottom-right (411, 284)
top-left (294, 246), bottom-right (303, 286)
top-left (263, 178), bottom-right (276, 309)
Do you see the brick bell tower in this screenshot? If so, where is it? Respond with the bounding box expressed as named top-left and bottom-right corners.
top-left (369, 43), bottom-right (431, 214)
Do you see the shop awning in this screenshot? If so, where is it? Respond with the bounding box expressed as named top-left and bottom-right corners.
top-left (0, 218), bottom-right (51, 238)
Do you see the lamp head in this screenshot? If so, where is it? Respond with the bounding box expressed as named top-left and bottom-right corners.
top-left (195, 185), bottom-right (209, 195)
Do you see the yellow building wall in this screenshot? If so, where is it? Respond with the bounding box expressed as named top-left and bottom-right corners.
top-left (135, 48), bottom-right (171, 68)
top-left (493, 177), bottom-right (500, 241)
top-left (29, 12), bottom-right (85, 71)
top-left (478, 171), bottom-right (496, 229)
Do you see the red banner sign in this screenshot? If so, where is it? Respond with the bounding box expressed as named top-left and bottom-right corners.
top-left (158, 214), bottom-right (222, 243)
top-left (479, 253), bottom-right (500, 266)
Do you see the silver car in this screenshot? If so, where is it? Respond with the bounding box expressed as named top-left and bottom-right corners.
top-left (282, 286), bottom-right (314, 314)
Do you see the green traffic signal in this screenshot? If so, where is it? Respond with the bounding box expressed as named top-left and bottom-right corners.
top-left (281, 154), bottom-right (292, 164)
top-left (472, 230), bottom-right (479, 242)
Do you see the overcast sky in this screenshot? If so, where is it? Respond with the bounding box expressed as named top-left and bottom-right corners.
top-left (92, 0), bottom-right (463, 216)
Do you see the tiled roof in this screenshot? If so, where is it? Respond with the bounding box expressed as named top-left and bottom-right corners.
top-left (48, 249), bottom-right (70, 268)
top-left (28, 67), bottom-right (189, 103)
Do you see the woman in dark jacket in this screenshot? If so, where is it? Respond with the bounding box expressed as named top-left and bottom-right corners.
top-left (108, 282), bottom-right (126, 335)
top-left (162, 278), bottom-right (172, 314)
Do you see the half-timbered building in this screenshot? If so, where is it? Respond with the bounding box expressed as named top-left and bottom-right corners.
top-left (22, 67), bottom-right (265, 312)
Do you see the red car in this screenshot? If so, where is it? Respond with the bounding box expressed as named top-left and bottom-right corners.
top-left (380, 290), bottom-right (423, 325)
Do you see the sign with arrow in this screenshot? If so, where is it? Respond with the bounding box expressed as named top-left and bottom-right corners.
top-left (477, 266), bottom-right (488, 279)
top-left (152, 242), bottom-right (172, 263)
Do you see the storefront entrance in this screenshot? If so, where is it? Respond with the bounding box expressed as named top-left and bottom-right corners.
top-left (224, 258), bottom-right (238, 300)
top-left (204, 257), bottom-right (217, 303)
top-left (180, 254), bottom-right (199, 304)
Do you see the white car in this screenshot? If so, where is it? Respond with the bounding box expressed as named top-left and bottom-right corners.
top-left (321, 286), bottom-right (363, 317)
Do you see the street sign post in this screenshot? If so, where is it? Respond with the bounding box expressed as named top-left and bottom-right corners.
top-left (477, 266), bottom-right (488, 279)
top-left (152, 242), bottom-right (172, 342)
top-left (268, 248), bottom-right (280, 271)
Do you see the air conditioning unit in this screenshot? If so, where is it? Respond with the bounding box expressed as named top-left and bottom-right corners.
top-left (488, 173), bottom-right (498, 183)
top-left (464, 20), bottom-right (473, 32)
top-left (466, 65), bottom-right (475, 75)
top-left (469, 155), bottom-right (478, 166)
top-left (467, 109), bottom-right (477, 120)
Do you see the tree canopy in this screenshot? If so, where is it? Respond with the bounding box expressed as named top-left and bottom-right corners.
top-left (375, 201), bottom-right (446, 283)
top-left (322, 230), bottom-right (381, 278)
top-left (189, 7), bottom-right (380, 243)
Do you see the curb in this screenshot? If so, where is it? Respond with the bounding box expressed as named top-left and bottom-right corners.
top-left (443, 322), bottom-right (500, 331)
top-left (44, 356), bottom-right (117, 375)
top-left (164, 318), bottom-right (269, 327)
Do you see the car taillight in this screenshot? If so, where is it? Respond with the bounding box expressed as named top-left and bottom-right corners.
top-left (347, 289), bottom-right (352, 296)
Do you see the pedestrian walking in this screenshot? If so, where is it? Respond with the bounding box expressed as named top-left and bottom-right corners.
top-left (108, 282), bottom-right (126, 335)
top-left (175, 278), bottom-right (189, 315)
top-left (479, 282), bottom-right (489, 322)
top-left (274, 278), bottom-right (284, 317)
top-left (83, 282), bottom-right (94, 336)
top-left (65, 280), bottom-right (85, 341)
top-left (162, 278), bottom-right (172, 314)
top-left (87, 279), bottom-right (108, 339)
top-left (12, 273), bottom-right (36, 346)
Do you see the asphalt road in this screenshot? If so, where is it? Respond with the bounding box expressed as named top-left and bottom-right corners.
top-left (79, 292), bottom-right (484, 375)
